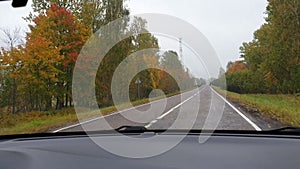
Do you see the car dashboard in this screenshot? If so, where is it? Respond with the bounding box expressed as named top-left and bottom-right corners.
top-left (0, 131), bottom-right (300, 169)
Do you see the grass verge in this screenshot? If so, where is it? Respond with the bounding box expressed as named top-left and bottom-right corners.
top-left (213, 87), bottom-right (300, 126)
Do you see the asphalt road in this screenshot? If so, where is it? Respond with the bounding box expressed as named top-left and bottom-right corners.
top-left (55, 85), bottom-right (279, 132)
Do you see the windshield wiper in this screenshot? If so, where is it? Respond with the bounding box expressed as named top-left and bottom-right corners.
top-left (115, 126), bottom-right (148, 132)
top-left (270, 127), bottom-right (300, 132)
top-left (115, 126), bottom-right (169, 134)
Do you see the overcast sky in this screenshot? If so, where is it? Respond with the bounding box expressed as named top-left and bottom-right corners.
top-left (127, 0), bottom-right (268, 76)
top-left (0, 0), bottom-right (268, 78)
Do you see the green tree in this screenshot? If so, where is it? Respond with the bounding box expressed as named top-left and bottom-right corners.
top-left (240, 0), bottom-right (300, 94)
top-left (95, 17), bottom-right (160, 106)
top-left (160, 50), bottom-right (195, 92)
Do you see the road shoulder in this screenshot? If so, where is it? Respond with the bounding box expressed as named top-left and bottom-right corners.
top-left (212, 86), bottom-right (285, 130)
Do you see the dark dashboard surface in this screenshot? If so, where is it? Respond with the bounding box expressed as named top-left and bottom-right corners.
top-left (0, 133), bottom-right (300, 169)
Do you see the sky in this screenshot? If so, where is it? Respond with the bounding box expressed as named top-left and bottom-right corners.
top-left (127, 0), bottom-right (268, 77)
top-left (0, 0), bottom-right (32, 32)
top-left (0, 0), bottom-right (268, 78)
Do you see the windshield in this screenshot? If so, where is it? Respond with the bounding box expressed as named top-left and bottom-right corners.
top-left (0, 0), bottom-right (299, 136)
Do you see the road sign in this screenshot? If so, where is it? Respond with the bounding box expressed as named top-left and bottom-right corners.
top-left (135, 78), bottom-right (141, 84)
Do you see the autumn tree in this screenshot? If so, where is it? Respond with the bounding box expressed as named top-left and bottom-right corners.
top-left (16, 36), bottom-right (63, 111)
top-left (28, 4), bottom-right (90, 109)
top-left (28, 0), bottom-right (129, 33)
top-left (226, 61), bottom-right (248, 74)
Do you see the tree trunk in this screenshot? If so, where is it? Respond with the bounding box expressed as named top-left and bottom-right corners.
top-left (11, 79), bottom-right (16, 114)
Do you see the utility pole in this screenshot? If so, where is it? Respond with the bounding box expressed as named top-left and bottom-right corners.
top-left (179, 38), bottom-right (183, 60)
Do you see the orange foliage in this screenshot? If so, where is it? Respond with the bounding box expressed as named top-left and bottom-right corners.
top-left (30, 4), bottom-right (91, 68)
top-left (227, 61), bottom-right (248, 74)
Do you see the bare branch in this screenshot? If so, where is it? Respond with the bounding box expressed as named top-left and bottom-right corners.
top-left (0, 27), bottom-right (24, 50)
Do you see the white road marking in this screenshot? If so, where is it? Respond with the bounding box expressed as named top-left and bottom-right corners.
top-left (144, 120), bottom-right (158, 128)
top-left (210, 87), bottom-right (262, 131)
top-left (145, 87), bottom-right (205, 128)
top-left (52, 89), bottom-right (198, 133)
top-left (52, 114), bottom-right (113, 133)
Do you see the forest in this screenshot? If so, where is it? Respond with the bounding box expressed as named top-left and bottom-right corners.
top-left (0, 0), bottom-right (200, 114)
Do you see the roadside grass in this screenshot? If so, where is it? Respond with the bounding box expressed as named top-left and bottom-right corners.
top-left (213, 87), bottom-right (300, 126)
top-left (0, 90), bottom-right (182, 135)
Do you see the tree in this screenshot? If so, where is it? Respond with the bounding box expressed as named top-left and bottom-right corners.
top-left (160, 50), bottom-right (195, 92)
top-left (226, 61), bottom-right (248, 74)
top-left (226, 61), bottom-right (234, 71)
top-left (240, 0), bottom-right (300, 94)
top-left (95, 17), bottom-right (161, 106)
top-left (195, 78), bottom-right (206, 87)
top-left (27, 0), bottom-right (129, 33)
top-left (0, 27), bottom-right (24, 50)
top-left (0, 47), bottom-right (23, 113)
top-left (16, 36), bottom-right (63, 111)
top-left (211, 67), bottom-right (226, 89)
top-left (0, 27), bottom-right (24, 113)
top-left (29, 4), bottom-right (90, 109)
